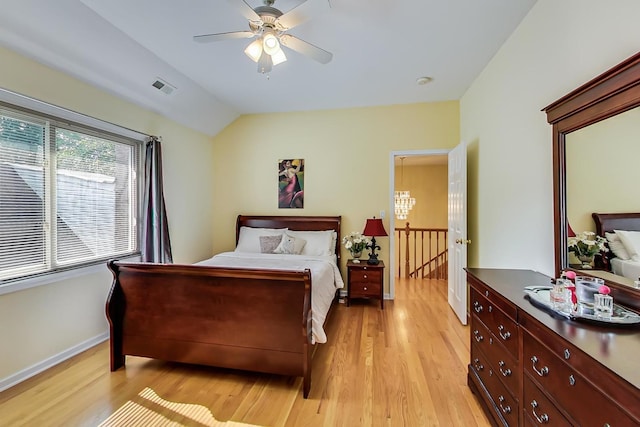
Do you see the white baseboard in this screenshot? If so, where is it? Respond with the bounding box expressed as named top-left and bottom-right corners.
top-left (0, 331), bottom-right (109, 393)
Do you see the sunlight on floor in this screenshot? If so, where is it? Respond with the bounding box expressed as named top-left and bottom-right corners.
top-left (98, 387), bottom-right (261, 427)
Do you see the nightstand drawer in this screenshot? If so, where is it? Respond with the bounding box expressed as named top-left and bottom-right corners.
top-left (350, 268), bottom-right (382, 284)
top-left (350, 280), bottom-right (381, 297)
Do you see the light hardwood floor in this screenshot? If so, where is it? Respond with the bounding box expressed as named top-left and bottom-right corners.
top-left (0, 278), bottom-right (490, 426)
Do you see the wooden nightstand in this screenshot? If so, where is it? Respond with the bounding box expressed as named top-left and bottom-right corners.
top-left (347, 260), bottom-right (384, 309)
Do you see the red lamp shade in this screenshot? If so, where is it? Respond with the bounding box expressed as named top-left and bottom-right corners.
top-left (363, 218), bottom-right (388, 237)
top-left (362, 218), bottom-right (387, 265)
top-left (567, 222), bottom-right (576, 237)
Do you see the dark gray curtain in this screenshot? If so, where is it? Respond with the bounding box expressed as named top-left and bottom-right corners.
top-left (141, 137), bottom-right (173, 263)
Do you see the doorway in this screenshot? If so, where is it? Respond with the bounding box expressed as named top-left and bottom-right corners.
top-left (388, 149), bottom-right (449, 300)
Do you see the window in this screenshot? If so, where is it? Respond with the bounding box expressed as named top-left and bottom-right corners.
top-left (0, 104), bottom-right (140, 282)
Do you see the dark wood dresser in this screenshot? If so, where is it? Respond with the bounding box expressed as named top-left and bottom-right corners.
top-left (466, 268), bottom-right (640, 427)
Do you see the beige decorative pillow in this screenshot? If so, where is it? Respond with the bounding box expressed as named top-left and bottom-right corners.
top-left (274, 235), bottom-right (307, 255)
top-left (259, 235), bottom-right (283, 253)
top-left (235, 227), bottom-right (287, 253)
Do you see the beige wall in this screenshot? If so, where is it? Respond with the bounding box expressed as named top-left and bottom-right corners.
top-left (461, 0), bottom-right (640, 275)
top-left (566, 107), bottom-right (640, 233)
top-left (0, 45), bottom-right (214, 384)
top-left (210, 103), bottom-right (460, 285)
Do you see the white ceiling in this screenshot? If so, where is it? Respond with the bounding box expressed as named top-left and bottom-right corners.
top-left (0, 0), bottom-right (537, 136)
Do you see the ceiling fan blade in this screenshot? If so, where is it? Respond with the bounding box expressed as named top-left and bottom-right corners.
top-left (193, 31), bottom-right (255, 43)
top-left (280, 34), bottom-right (332, 64)
top-left (276, 0), bottom-right (329, 30)
top-left (227, 0), bottom-right (261, 22)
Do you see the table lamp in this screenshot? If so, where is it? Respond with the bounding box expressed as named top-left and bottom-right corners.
top-left (362, 217), bottom-right (388, 265)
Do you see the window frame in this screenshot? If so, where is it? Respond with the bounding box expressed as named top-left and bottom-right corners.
top-left (0, 88), bottom-right (145, 294)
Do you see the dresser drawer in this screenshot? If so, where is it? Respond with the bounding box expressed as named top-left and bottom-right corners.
top-left (482, 363), bottom-right (519, 426)
top-left (470, 315), bottom-right (492, 357)
top-left (471, 344), bottom-right (516, 427)
top-left (523, 330), bottom-right (637, 426)
top-left (470, 340), bottom-right (490, 380)
top-left (470, 287), bottom-right (518, 357)
top-left (523, 374), bottom-right (571, 427)
top-left (482, 330), bottom-right (519, 398)
top-left (468, 274), bottom-right (517, 319)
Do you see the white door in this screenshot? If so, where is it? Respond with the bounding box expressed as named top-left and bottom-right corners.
top-left (448, 141), bottom-right (468, 325)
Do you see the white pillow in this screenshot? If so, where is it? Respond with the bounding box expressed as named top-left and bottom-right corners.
top-left (614, 230), bottom-right (640, 261)
top-left (235, 227), bottom-right (287, 253)
top-left (274, 235), bottom-right (307, 255)
top-left (605, 232), bottom-right (631, 260)
top-left (286, 230), bottom-right (334, 256)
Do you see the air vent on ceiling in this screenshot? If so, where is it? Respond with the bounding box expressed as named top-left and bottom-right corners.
top-left (151, 78), bottom-right (176, 95)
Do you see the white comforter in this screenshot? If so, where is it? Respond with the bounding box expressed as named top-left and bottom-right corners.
top-left (195, 252), bottom-right (344, 344)
top-left (611, 257), bottom-right (640, 281)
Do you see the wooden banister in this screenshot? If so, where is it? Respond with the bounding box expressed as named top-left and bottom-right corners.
top-left (395, 223), bottom-right (448, 279)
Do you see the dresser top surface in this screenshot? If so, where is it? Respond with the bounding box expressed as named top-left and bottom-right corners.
top-left (466, 268), bottom-right (640, 391)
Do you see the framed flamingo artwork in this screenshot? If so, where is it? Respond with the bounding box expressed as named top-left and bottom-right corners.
top-left (278, 159), bottom-right (304, 208)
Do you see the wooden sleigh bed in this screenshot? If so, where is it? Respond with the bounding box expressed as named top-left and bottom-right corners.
top-left (106, 215), bottom-right (342, 398)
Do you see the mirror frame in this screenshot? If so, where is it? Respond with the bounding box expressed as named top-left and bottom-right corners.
top-left (544, 51), bottom-right (640, 307)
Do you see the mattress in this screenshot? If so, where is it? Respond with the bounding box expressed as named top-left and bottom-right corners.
top-left (610, 257), bottom-right (640, 281)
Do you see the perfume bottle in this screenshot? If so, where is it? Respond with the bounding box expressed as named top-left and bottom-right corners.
top-left (594, 285), bottom-right (613, 318)
top-left (550, 278), bottom-right (569, 310)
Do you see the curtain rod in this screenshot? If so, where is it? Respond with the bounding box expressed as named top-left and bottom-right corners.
top-left (0, 86), bottom-right (157, 141)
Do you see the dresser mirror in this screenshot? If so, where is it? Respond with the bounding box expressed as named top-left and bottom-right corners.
top-left (544, 51), bottom-right (640, 309)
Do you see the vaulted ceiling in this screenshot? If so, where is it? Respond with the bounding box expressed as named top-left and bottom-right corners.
top-left (0, 0), bottom-right (537, 136)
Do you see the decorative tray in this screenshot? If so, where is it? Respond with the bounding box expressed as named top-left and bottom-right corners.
top-left (524, 286), bottom-right (640, 325)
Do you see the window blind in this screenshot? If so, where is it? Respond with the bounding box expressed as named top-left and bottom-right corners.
top-left (0, 106), bottom-right (139, 282)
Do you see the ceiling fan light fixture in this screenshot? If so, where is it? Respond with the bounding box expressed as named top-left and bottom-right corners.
top-left (244, 38), bottom-right (263, 62)
top-left (257, 50), bottom-right (273, 74)
top-left (262, 32), bottom-right (280, 55)
top-left (271, 47), bottom-right (287, 65)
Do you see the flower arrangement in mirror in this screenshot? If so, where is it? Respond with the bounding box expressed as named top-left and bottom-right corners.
top-left (342, 232), bottom-right (371, 263)
top-left (567, 231), bottom-right (608, 269)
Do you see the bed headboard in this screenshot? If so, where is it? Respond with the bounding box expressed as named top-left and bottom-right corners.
top-left (236, 215), bottom-right (342, 259)
top-left (592, 212), bottom-right (640, 270)
top-left (592, 212), bottom-right (640, 236)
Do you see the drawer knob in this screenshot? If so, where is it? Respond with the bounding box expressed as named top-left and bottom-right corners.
top-left (531, 356), bottom-right (549, 377)
top-left (498, 360), bottom-right (512, 377)
top-left (498, 325), bottom-right (511, 340)
top-left (531, 400), bottom-right (550, 424)
top-left (473, 330), bottom-right (484, 342)
top-left (363, 286), bottom-right (368, 291)
top-left (473, 301), bottom-right (483, 313)
top-left (363, 274), bottom-right (368, 279)
top-left (564, 349), bottom-right (571, 360)
top-left (569, 374), bottom-right (576, 386)
top-left (485, 290), bottom-right (489, 297)
top-left (498, 395), bottom-right (511, 414)
top-left (473, 358), bottom-right (484, 371)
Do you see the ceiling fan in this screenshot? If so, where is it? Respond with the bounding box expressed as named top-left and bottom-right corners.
top-left (193, 0), bottom-right (333, 74)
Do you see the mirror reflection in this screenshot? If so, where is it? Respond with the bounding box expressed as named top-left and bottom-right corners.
top-left (566, 107), bottom-right (640, 286)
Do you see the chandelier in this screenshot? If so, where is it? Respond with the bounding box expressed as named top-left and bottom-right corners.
top-left (394, 157), bottom-right (416, 220)
top-left (394, 191), bottom-right (416, 220)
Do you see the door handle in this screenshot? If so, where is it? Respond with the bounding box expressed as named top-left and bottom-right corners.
top-left (455, 239), bottom-right (472, 244)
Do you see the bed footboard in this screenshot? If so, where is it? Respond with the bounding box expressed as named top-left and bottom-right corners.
top-left (106, 260), bottom-right (314, 397)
